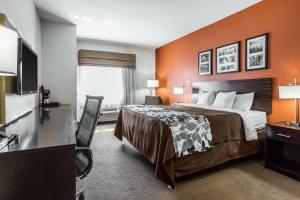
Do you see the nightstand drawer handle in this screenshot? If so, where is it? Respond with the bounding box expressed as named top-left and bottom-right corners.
top-left (276, 134), bottom-right (291, 138)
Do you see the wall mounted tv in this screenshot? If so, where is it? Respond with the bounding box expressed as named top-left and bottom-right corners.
top-left (17, 38), bottom-right (38, 95)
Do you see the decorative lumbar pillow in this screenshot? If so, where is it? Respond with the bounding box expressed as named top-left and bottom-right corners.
top-left (212, 91), bottom-right (237, 108)
top-left (196, 91), bottom-right (216, 106)
top-left (232, 92), bottom-right (255, 111)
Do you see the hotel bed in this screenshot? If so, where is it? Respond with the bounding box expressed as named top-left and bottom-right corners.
top-left (114, 78), bottom-right (272, 187)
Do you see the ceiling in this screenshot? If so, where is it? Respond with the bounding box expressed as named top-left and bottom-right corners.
top-left (34, 0), bottom-right (261, 48)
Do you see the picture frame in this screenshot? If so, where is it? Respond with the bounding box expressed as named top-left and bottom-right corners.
top-left (246, 33), bottom-right (268, 71)
top-left (198, 49), bottom-right (212, 76)
top-left (216, 41), bottom-right (240, 74)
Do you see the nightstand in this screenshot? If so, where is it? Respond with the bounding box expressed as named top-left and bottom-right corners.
top-left (265, 122), bottom-right (300, 180)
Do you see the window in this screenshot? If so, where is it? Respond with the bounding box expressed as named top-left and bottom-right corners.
top-left (77, 66), bottom-right (123, 121)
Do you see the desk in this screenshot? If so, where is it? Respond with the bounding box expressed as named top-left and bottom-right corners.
top-left (0, 105), bottom-right (76, 200)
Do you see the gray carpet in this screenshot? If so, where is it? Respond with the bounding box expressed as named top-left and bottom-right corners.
top-left (78, 124), bottom-right (300, 200)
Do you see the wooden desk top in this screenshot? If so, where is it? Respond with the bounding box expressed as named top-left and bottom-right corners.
top-left (0, 105), bottom-right (76, 153)
top-left (267, 122), bottom-right (300, 131)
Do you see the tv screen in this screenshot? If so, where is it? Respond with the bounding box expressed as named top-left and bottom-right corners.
top-left (18, 39), bottom-right (38, 95)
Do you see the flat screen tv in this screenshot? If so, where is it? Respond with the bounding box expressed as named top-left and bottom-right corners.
top-left (17, 39), bottom-right (38, 95)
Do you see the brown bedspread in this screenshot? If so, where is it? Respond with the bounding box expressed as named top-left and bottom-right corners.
top-left (114, 105), bottom-right (265, 187)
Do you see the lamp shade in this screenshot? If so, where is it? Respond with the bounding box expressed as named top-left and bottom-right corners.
top-left (147, 80), bottom-right (159, 88)
top-left (173, 86), bottom-right (184, 95)
top-left (279, 85), bottom-right (300, 99)
top-left (0, 25), bottom-right (18, 76)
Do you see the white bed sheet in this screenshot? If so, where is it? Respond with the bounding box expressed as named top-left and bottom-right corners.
top-left (177, 103), bottom-right (267, 141)
top-left (243, 110), bottom-right (267, 130)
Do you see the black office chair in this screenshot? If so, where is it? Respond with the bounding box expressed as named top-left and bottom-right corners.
top-left (76, 95), bottom-right (104, 200)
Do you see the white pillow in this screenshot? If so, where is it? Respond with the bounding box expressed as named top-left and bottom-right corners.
top-left (232, 92), bottom-right (255, 111)
top-left (212, 91), bottom-right (236, 108)
top-left (196, 91), bottom-right (216, 106)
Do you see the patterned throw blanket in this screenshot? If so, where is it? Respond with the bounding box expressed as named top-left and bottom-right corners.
top-left (123, 105), bottom-right (213, 157)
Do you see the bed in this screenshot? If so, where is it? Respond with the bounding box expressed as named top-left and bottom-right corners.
top-left (114, 78), bottom-right (272, 187)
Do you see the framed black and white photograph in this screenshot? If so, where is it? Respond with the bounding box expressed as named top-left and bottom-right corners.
top-left (246, 33), bottom-right (268, 71)
top-left (198, 49), bottom-right (212, 76)
top-left (216, 42), bottom-right (240, 74)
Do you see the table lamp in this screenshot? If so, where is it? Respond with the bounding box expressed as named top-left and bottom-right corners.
top-left (147, 80), bottom-right (159, 96)
top-left (0, 25), bottom-right (18, 76)
top-left (0, 14), bottom-right (18, 125)
top-left (279, 78), bottom-right (300, 127)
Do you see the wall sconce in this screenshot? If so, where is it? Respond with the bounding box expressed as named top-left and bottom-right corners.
top-left (173, 86), bottom-right (185, 103)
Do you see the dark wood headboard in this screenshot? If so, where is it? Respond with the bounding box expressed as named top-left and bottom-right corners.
top-left (192, 78), bottom-right (273, 114)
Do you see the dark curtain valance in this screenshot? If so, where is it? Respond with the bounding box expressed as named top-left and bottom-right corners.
top-left (78, 49), bottom-right (136, 69)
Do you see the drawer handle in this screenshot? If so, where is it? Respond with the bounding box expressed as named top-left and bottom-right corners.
top-left (276, 133), bottom-right (291, 138)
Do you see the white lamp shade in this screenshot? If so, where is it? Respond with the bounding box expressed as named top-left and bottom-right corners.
top-left (279, 85), bottom-right (300, 99)
top-left (173, 86), bottom-right (184, 95)
top-left (147, 80), bottom-right (159, 88)
top-left (0, 25), bottom-right (18, 76)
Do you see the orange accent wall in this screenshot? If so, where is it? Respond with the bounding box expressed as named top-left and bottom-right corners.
top-left (156, 0), bottom-right (300, 122)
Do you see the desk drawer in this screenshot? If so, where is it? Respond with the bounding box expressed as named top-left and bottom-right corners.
top-left (267, 125), bottom-right (300, 145)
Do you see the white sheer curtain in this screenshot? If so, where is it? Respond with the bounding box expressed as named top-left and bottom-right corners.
top-left (77, 66), bottom-right (123, 121)
top-left (122, 68), bottom-right (136, 105)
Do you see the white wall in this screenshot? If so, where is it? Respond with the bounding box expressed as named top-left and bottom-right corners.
top-left (0, 0), bottom-right (41, 122)
top-left (41, 21), bottom-right (77, 112)
top-left (77, 39), bottom-right (156, 104)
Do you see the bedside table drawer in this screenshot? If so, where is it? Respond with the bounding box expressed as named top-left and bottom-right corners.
top-left (266, 125), bottom-right (300, 145)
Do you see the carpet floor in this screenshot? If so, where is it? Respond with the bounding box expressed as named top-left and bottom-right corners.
top-left (77, 124), bottom-right (300, 200)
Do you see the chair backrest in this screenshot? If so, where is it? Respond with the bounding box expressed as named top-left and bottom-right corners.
top-left (76, 95), bottom-right (104, 147)
top-left (144, 96), bottom-right (162, 105)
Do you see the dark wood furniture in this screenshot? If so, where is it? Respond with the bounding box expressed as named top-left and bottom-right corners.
top-left (265, 122), bottom-right (300, 180)
top-left (144, 96), bottom-right (162, 105)
top-left (0, 105), bottom-right (76, 200)
top-left (192, 78), bottom-right (273, 114)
